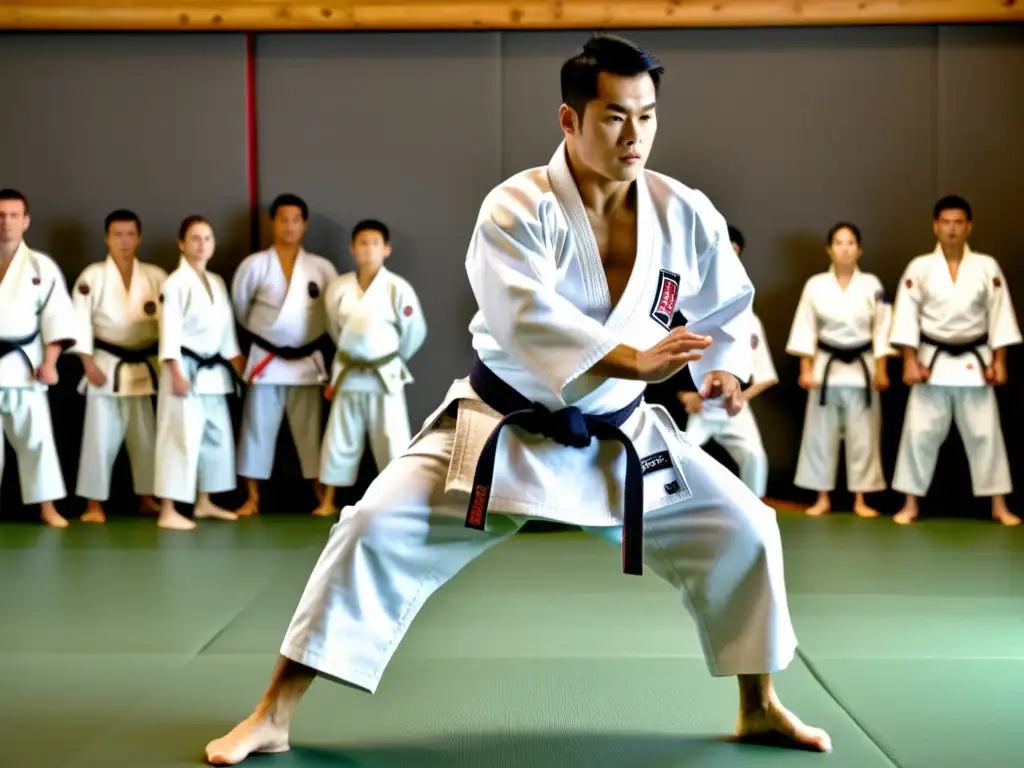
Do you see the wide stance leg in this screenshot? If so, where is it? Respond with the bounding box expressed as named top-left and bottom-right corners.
top-left (793, 391), bottom-right (841, 493)
top-left (953, 387), bottom-right (1012, 497)
top-left (841, 388), bottom-right (886, 494)
top-left (285, 387), bottom-right (324, 481)
top-left (712, 408), bottom-right (769, 499)
top-left (76, 395), bottom-right (129, 501)
top-left (319, 392), bottom-right (369, 488)
top-left (236, 386), bottom-right (286, 481)
top-left (364, 389), bottom-right (412, 475)
top-left (892, 385), bottom-right (952, 498)
top-left (1, 389), bottom-right (67, 505)
top-left (123, 396), bottom-right (157, 497)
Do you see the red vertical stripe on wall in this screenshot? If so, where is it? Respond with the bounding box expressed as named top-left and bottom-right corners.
top-left (246, 32), bottom-right (259, 252)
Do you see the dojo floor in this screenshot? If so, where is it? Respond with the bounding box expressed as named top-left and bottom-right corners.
top-left (1, 509), bottom-right (1021, 768)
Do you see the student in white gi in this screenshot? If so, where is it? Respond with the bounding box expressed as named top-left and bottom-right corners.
top-left (72, 209), bottom-right (166, 523)
top-left (0, 189), bottom-right (77, 529)
top-left (153, 215), bottom-right (245, 531)
top-left (314, 219), bottom-right (427, 518)
top-left (786, 222), bottom-right (894, 518)
top-left (680, 226), bottom-right (777, 499)
top-left (232, 194), bottom-right (337, 517)
top-left (890, 195), bottom-right (1021, 526)
top-left (204, 35), bottom-right (829, 765)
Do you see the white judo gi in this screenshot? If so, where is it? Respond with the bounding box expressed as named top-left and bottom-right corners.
top-left (71, 256), bottom-right (167, 501)
top-left (232, 248), bottom-right (337, 481)
top-left (787, 268), bottom-right (894, 493)
top-left (318, 266), bottom-right (427, 487)
top-left (890, 245), bottom-right (1021, 497)
top-left (279, 142), bottom-right (796, 694)
top-left (154, 259), bottom-right (242, 504)
top-left (0, 242), bottom-right (77, 505)
top-left (683, 313), bottom-right (776, 498)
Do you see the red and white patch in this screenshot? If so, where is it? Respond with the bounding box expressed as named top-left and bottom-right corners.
top-left (994, 276), bottom-right (1002, 288)
top-left (751, 333), bottom-right (759, 349)
top-left (967, 363), bottom-right (974, 370)
top-left (905, 278), bottom-right (913, 288)
top-left (649, 269), bottom-right (681, 330)
top-left (403, 306), bottom-right (413, 317)
top-left (31, 276), bottom-right (41, 286)
top-left (78, 282), bottom-right (89, 294)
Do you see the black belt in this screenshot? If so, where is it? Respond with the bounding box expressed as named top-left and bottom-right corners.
top-left (93, 338), bottom-right (159, 393)
top-left (250, 332), bottom-right (328, 361)
top-left (181, 347), bottom-right (246, 396)
top-left (463, 356), bottom-right (646, 576)
top-left (920, 332), bottom-right (988, 373)
top-left (0, 331), bottom-right (39, 377)
top-left (817, 340), bottom-right (873, 406)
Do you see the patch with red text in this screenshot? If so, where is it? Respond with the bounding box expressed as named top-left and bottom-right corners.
top-left (650, 269), bottom-right (680, 330)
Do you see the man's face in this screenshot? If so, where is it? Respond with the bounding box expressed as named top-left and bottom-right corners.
top-left (349, 229), bottom-right (391, 271)
top-left (562, 71), bottom-right (658, 182)
top-left (933, 208), bottom-right (971, 249)
top-left (105, 220), bottom-right (141, 260)
top-left (0, 199), bottom-right (30, 248)
top-left (272, 205), bottom-right (308, 247)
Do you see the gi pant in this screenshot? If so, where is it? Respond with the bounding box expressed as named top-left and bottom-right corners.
top-left (794, 386), bottom-right (886, 493)
top-left (0, 388), bottom-right (66, 504)
top-left (153, 389), bottom-right (235, 504)
top-left (684, 408), bottom-right (768, 498)
top-left (319, 389), bottom-right (411, 487)
top-left (237, 385), bottom-right (322, 481)
top-left (281, 412), bottom-right (796, 693)
top-left (76, 395), bottom-right (156, 501)
top-left (893, 384), bottom-right (1011, 497)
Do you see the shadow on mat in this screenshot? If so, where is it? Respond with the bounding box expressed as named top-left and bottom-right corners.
top-left (242, 733), bottom-right (751, 767)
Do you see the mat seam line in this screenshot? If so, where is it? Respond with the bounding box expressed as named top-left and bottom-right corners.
top-left (797, 648), bottom-right (905, 768)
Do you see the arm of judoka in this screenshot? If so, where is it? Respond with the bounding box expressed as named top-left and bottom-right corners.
top-left (37, 262), bottom-right (77, 352)
top-left (395, 283), bottom-right (427, 361)
top-left (785, 281), bottom-right (818, 359)
top-left (587, 329), bottom-right (711, 383)
top-left (987, 262), bottom-right (1022, 351)
top-left (888, 264), bottom-right (922, 351)
top-left (229, 257), bottom-right (258, 326)
top-left (322, 277), bottom-right (344, 345)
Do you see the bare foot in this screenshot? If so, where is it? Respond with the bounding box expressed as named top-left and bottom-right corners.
top-left (158, 505), bottom-right (197, 530)
top-left (993, 505), bottom-right (1021, 527)
top-left (139, 496), bottom-right (162, 515)
top-left (81, 501), bottom-right (106, 524)
top-left (314, 480), bottom-right (326, 505)
top-left (893, 506), bottom-right (918, 525)
top-left (204, 713), bottom-right (290, 765)
top-left (40, 502), bottom-right (69, 528)
top-left (853, 501), bottom-right (879, 519)
top-left (195, 497), bottom-right (239, 522)
top-left (235, 496), bottom-right (259, 517)
top-left (736, 698), bottom-right (832, 752)
top-left (805, 493), bottom-right (830, 517)
top-left (311, 500), bottom-right (339, 518)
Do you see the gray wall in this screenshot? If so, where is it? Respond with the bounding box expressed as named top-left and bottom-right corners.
top-left (1, 25), bottom-right (1022, 517)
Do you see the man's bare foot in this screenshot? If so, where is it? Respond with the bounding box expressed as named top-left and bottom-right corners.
top-left (81, 501), bottom-right (106, 524)
top-left (195, 496), bottom-right (239, 522)
top-left (805, 493), bottom-right (830, 517)
top-left (40, 502), bottom-right (69, 529)
top-left (736, 697), bottom-right (832, 752)
top-left (311, 500), bottom-right (338, 518)
top-left (140, 496), bottom-right (162, 515)
top-left (853, 495), bottom-right (879, 519)
top-left (992, 501), bottom-right (1021, 527)
top-left (314, 480), bottom-right (326, 505)
top-left (235, 497), bottom-right (259, 517)
top-left (893, 505), bottom-right (918, 525)
top-left (158, 504), bottom-right (197, 531)
top-left (204, 713), bottom-right (290, 765)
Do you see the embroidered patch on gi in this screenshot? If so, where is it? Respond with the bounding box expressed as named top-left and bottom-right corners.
top-left (994, 276), bottom-right (1002, 288)
top-left (905, 278), bottom-right (913, 288)
top-left (665, 480), bottom-right (680, 495)
top-left (751, 333), bottom-right (759, 349)
top-left (77, 282), bottom-right (89, 294)
top-left (403, 306), bottom-right (413, 317)
top-left (32, 276), bottom-right (41, 286)
top-left (307, 281), bottom-right (320, 299)
top-left (649, 269), bottom-right (681, 330)
top-left (641, 450), bottom-right (673, 476)
top-left (143, 300), bottom-right (157, 316)
top-left (158, 293), bottom-right (164, 303)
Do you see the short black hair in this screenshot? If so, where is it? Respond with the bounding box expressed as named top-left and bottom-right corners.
top-left (0, 188), bottom-right (29, 214)
top-left (827, 221), bottom-right (861, 247)
top-left (105, 208), bottom-right (141, 234)
top-left (560, 34), bottom-right (663, 122)
top-left (270, 193), bottom-right (308, 221)
top-left (727, 224), bottom-right (745, 254)
top-left (352, 219), bottom-right (390, 244)
top-left (933, 194), bottom-right (972, 221)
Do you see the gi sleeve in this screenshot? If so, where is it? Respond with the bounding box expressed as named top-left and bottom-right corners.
top-left (158, 279), bottom-right (185, 363)
top-left (870, 279), bottom-right (897, 358)
top-left (888, 261), bottom-right (924, 349)
top-left (216, 276), bottom-right (242, 360)
top-left (393, 279), bottom-right (427, 362)
top-left (37, 258), bottom-right (77, 350)
top-left (785, 279), bottom-right (818, 358)
top-left (229, 254), bottom-right (259, 327)
top-left (751, 316), bottom-right (778, 386)
top-left (322, 276), bottom-right (344, 346)
top-left (676, 206), bottom-right (756, 386)
top-left (70, 267), bottom-right (96, 356)
top-left (986, 260), bottom-right (1022, 350)
top-left (466, 194), bottom-right (619, 397)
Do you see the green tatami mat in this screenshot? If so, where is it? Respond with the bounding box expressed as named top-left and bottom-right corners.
top-left (63, 655), bottom-right (887, 768)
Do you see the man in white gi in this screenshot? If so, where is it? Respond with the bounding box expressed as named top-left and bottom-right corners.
top-left (680, 225), bottom-right (777, 499)
top-left (232, 194), bottom-right (337, 517)
top-left (0, 188), bottom-right (77, 528)
top-left (314, 219), bottom-right (427, 518)
top-left (72, 209), bottom-right (166, 523)
top-left (204, 35), bottom-right (829, 765)
top-left (890, 195), bottom-right (1021, 526)
top-left (786, 222), bottom-right (894, 519)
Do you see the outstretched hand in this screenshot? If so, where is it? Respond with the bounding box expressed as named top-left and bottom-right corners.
top-left (700, 370), bottom-right (744, 416)
top-left (636, 328), bottom-right (712, 383)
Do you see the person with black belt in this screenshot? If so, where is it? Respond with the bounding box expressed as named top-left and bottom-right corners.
top-left (890, 195), bottom-right (1021, 526)
top-left (153, 215), bottom-right (246, 531)
top-left (71, 209), bottom-right (166, 523)
top-left (204, 35), bottom-right (829, 766)
top-left (0, 188), bottom-right (77, 529)
top-left (786, 222), bottom-right (894, 518)
top-left (231, 194), bottom-right (338, 518)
